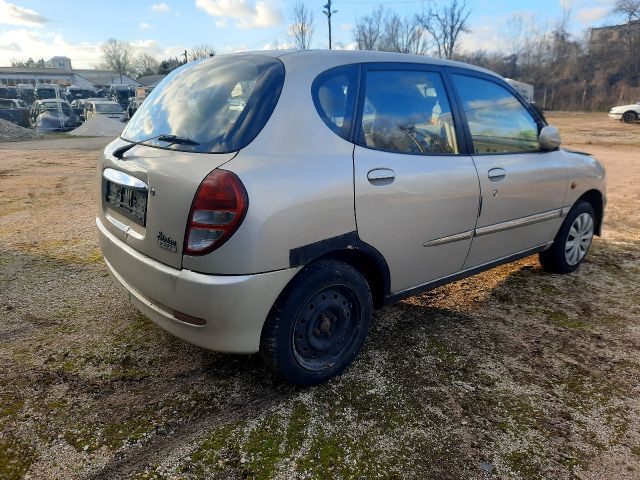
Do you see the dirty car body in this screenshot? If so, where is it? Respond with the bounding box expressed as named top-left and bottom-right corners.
top-left (0, 98), bottom-right (29, 127)
top-left (97, 50), bottom-right (606, 385)
top-left (30, 99), bottom-right (79, 132)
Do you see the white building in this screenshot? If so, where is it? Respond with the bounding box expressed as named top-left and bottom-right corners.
top-left (44, 56), bottom-right (72, 70)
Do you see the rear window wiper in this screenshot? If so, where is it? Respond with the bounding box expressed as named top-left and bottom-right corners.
top-left (112, 134), bottom-right (200, 159)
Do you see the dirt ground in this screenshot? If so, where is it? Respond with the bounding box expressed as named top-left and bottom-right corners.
top-left (0, 112), bottom-right (638, 480)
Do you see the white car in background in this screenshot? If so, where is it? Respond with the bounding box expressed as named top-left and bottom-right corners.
top-left (609, 101), bottom-right (640, 123)
top-left (84, 100), bottom-right (126, 122)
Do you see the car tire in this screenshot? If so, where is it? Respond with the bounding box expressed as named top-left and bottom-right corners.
top-left (539, 201), bottom-right (596, 274)
top-left (622, 111), bottom-right (637, 123)
top-left (260, 260), bottom-right (373, 386)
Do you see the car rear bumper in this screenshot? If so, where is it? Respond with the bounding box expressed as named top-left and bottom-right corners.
top-left (97, 217), bottom-right (299, 353)
top-left (608, 113), bottom-right (622, 120)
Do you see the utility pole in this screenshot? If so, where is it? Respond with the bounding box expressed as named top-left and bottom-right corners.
top-left (323, 0), bottom-right (337, 49)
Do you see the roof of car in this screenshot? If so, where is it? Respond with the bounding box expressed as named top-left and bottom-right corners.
top-left (91, 100), bottom-right (120, 105)
top-left (228, 49), bottom-right (502, 79)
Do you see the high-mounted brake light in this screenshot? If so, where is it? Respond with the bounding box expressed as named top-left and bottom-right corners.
top-left (184, 169), bottom-right (248, 255)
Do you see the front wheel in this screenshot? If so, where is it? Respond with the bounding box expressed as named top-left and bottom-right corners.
top-left (260, 260), bottom-right (373, 386)
top-left (622, 111), bottom-right (637, 123)
top-left (539, 201), bottom-right (595, 274)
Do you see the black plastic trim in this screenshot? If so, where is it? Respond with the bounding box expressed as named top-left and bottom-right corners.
top-left (289, 231), bottom-right (391, 297)
top-left (384, 244), bottom-right (547, 305)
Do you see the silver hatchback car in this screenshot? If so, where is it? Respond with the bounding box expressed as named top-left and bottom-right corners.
top-left (97, 50), bottom-right (606, 385)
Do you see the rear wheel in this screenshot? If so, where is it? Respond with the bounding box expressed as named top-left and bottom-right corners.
top-left (539, 201), bottom-right (595, 274)
top-left (622, 111), bottom-right (637, 123)
top-left (260, 260), bottom-right (373, 386)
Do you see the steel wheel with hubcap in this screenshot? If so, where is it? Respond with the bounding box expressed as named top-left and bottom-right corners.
top-left (622, 111), bottom-right (637, 123)
top-left (564, 212), bottom-right (594, 266)
top-left (540, 200), bottom-right (596, 274)
top-left (261, 260), bottom-right (373, 385)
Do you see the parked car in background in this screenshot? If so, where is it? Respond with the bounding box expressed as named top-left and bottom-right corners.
top-left (97, 51), bottom-right (606, 385)
top-left (0, 98), bottom-right (29, 127)
top-left (109, 85), bottom-right (135, 109)
top-left (0, 85), bottom-right (17, 99)
top-left (84, 100), bottom-right (126, 122)
top-left (126, 99), bottom-right (142, 120)
top-left (29, 99), bottom-right (79, 132)
top-left (609, 101), bottom-right (640, 123)
top-left (16, 84), bottom-right (35, 104)
top-left (65, 85), bottom-right (96, 103)
top-left (34, 83), bottom-right (60, 100)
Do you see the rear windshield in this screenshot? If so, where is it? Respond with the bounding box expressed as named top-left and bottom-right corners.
top-left (96, 104), bottom-right (123, 113)
top-left (121, 54), bottom-right (285, 153)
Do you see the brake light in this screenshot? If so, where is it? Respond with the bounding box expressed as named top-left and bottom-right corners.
top-left (184, 169), bottom-right (248, 255)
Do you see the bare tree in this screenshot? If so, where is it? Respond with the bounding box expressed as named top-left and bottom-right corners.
top-left (613, 0), bottom-right (640, 21)
top-left (611, 0), bottom-right (640, 73)
top-left (289, 1), bottom-right (314, 49)
top-left (99, 39), bottom-right (134, 83)
top-left (190, 44), bottom-right (216, 61)
top-left (379, 13), bottom-right (431, 54)
top-left (354, 6), bottom-right (385, 50)
top-left (134, 53), bottom-right (160, 77)
top-left (419, 0), bottom-right (471, 59)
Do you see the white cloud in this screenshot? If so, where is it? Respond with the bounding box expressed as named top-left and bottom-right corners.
top-left (139, 22), bottom-right (153, 30)
top-left (195, 0), bottom-right (282, 29)
top-left (0, 0), bottom-right (47, 27)
top-left (131, 39), bottom-right (158, 50)
top-left (340, 23), bottom-right (353, 32)
top-left (0, 42), bottom-right (21, 51)
top-left (576, 6), bottom-right (609, 23)
top-left (150, 2), bottom-right (170, 12)
top-left (215, 19), bottom-right (227, 27)
top-left (0, 29), bottom-right (99, 67)
top-left (335, 41), bottom-right (357, 51)
top-left (458, 22), bottom-right (503, 53)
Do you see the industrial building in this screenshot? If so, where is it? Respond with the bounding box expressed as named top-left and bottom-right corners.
top-left (0, 56), bottom-right (140, 89)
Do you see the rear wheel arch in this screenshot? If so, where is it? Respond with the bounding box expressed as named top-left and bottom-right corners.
top-left (287, 233), bottom-right (390, 308)
top-left (575, 189), bottom-right (604, 236)
top-left (314, 248), bottom-right (389, 308)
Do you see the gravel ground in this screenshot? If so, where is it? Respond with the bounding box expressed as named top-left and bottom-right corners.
top-left (0, 118), bottom-right (43, 142)
top-left (0, 112), bottom-right (639, 479)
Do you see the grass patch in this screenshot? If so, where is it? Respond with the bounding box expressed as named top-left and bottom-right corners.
top-left (0, 435), bottom-right (36, 480)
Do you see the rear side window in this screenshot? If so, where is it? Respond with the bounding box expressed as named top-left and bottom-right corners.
top-left (122, 54), bottom-right (285, 153)
top-left (452, 74), bottom-right (539, 154)
top-left (358, 70), bottom-right (458, 155)
top-left (312, 65), bottom-right (359, 141)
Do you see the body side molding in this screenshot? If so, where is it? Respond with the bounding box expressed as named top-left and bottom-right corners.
top-left (385, 243), bottom-right (552, 304)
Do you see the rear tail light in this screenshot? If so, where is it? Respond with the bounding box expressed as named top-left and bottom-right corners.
top-left (184, 169), bottom-right (248, 255)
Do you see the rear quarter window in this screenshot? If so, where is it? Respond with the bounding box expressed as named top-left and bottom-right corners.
top-left (311, 65), bottom-right (359, 141)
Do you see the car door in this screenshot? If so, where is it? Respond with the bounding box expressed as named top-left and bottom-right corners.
top-left (353, 65), bottom-right (481, 294)
top-left (448, 72), bottom-right (568, 268)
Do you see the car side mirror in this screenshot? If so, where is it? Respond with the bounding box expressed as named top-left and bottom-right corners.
top-left (539, 125), bottom-right (561, 150)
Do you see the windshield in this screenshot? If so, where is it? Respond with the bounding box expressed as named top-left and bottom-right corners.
top-left (38, 89), bottom-right (57, 98)
top-left (43, 103), bottom-right (72, 115)
top-left (96, 104), bottom-right (123, 113)
top-left (121, 54), bottom-right (285, 153)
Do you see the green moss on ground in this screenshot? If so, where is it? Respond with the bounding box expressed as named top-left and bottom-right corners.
top-left (0, 435), bottom-right (36, 480)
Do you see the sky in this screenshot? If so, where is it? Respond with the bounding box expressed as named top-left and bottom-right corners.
top-left (0, 0), bottom-right (620, 68)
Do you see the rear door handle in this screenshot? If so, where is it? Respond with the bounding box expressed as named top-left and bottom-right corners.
top-left (488, 168), bottom-right (506, 182)
top-left (367, 168), bottom-right (395, 186)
